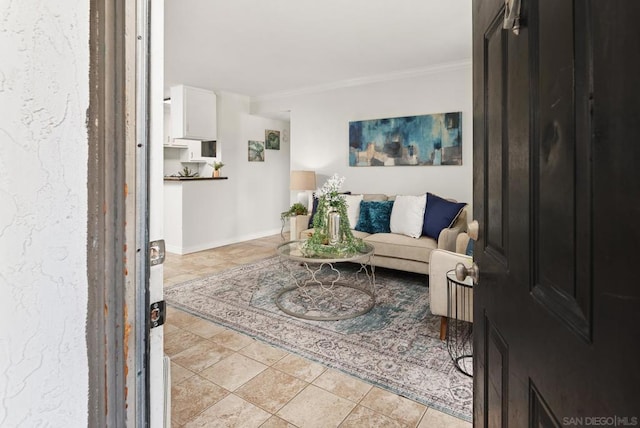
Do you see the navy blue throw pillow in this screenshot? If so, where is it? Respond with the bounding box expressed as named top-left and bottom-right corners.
top-left (422, 193), bottom-right (466, 239)
top-left (355, 200), bottom-right (394, 234)
top-left (308, 196), bottom-right (319, 228)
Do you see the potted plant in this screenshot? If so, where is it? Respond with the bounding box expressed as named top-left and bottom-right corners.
top-left (209, 161), bottom-right (224, 178)
top-left (280, 203), bottom-right (309, 240)
top-left (178, 166), bottom-right (198, 177)
top-left (281, 202), bottom-right (308, 220)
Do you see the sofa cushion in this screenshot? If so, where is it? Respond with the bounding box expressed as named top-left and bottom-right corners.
top-left (362, 194), bottom-right (389, 201)
top-left (422, 193), bottom-right (466, 239)
top-left (389, 194), bottom-right (426, 238)
top-left (365, 233), bottom-right (437, 263)
top-left (355, 200), bottom-right (394, 234)
top-left (351, 229), bottom-right (371, 239)
top-left (343, 194), bottom-right (364, 228)
top-left (300, 228), bottom-right (370, 240)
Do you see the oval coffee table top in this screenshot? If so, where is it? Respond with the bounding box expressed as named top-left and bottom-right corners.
top-left (276, 240), bottom-right (374, 263)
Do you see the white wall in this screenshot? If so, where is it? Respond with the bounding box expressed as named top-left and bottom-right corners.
top-left (0, 1), bottom-right (89, 426)
top-left (216, 91), bottom-right (291, 245)
top-left (252, 64), bottom-right (473, 208)
top-left (164, 91), bottom-right (291, 254)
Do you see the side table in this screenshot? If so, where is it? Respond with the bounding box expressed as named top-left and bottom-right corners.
top-left (446, 269), bottom-right (474, 377)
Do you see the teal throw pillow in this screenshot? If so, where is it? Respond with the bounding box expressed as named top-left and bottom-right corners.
top-left (465, 239), bottom-right (474, 256)
top-left (355, 200), bottom-right (394, 234)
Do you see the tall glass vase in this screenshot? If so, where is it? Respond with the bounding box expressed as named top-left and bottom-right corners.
top-left (327, 210), bottom-right (341, 245)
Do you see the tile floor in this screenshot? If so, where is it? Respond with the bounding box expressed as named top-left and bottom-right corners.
top-left (164, 234), bottom-right (472, 427)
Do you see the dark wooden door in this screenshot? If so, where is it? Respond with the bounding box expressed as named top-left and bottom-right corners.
top-left (472, 1), bottom-right (640, 426)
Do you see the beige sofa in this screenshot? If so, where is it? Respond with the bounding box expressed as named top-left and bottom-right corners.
top-left (292, 194), bottom-right (468, 275)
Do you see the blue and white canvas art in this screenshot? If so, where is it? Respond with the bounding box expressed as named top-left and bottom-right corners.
top-left (349, 112), bottom-right (462, 166)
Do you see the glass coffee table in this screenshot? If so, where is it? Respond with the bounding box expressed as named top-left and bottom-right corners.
top-left (275, 240), bottom-right (376, 321)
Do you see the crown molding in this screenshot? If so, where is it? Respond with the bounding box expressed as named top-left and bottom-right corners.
top-left (251, 59), bottom-right (472, 103)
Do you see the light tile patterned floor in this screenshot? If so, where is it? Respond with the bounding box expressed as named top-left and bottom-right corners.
top-left (164, 234), bottom-right (472, 427)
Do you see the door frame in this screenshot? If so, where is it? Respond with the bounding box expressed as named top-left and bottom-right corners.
top-left (86, 0), bottom-right (155, 425)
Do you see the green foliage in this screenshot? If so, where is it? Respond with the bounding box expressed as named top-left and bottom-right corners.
top-left (178, 166), bottom-right (198, 177)
top-left (281, 203), bottom-right (308, 220)
top-left (301, 188), bottom-right (365, 257)
top-left (208, 161), bottom-right (225, 170)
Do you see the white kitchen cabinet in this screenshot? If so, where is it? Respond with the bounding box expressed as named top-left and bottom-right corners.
top-left (183, 140), bottom-right (207, 163)
top-left (163, 139), bottom-right (188, 149)
top-left (163, 103), bottom-right (187, 147)
top-left (170, 85), bottom-right (217, 140)
top-left (164, 141), bottom-right (188, 148)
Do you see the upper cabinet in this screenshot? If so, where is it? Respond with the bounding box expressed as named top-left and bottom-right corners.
top-left (170, 85), bottom-right (217, 140)
top-left (163, 103), bottom-right (187, 147)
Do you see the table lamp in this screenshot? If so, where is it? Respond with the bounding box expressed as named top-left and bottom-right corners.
top-left (290, 170), bottom-right (316, 212)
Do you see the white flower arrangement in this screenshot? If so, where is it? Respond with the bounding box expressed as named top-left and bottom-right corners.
top-left (302, 173), bottom-right (364, 257)
top-left (315, 173), bottom-right (346, 209)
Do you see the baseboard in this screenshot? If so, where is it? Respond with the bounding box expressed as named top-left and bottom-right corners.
top-left (166, 228), bottom-right (282, 255)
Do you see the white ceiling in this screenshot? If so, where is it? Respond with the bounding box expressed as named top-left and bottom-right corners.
top-left (164, 0), bottom-right (472, 99)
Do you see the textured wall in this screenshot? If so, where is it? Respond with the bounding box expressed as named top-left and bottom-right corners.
top-left (0, 1), bottom-right (89, 426)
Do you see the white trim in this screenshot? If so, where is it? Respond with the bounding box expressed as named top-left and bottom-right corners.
top-left (251, 59), bottom-right (472, 102)
top-left (165, 228), bottom-right (283, 255)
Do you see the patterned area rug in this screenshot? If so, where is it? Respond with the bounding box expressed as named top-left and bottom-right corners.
top-left (165, 256), bottom-right (473, 421)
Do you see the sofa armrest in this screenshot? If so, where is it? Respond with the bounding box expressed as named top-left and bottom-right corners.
top-left (428, 249), bottom-right (473, 320)
top-left (290, 215), bottom-right (311, 240)
top-left (437, 226), bottom-right (461, 252)
top-left (455, 232), bottom-right (471, 254)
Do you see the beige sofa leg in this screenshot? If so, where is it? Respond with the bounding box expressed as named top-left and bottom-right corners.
top-left (439, 316), bottom-right (448, 341)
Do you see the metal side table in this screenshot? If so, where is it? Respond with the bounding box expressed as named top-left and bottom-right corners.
top-left (446, 269), bottom-right (474, 377)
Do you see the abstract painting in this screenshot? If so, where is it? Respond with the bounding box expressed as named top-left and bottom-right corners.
top-left (265, 129), bottom-right (280, 150)
top-left (349, 112), bottom-right (462, 166)
top-left (248, 140), bottom-right (265, 162)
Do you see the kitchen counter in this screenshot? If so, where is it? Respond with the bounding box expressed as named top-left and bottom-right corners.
top-left (163, 176), bottom-right (228, 181)
top-left (164, 177), bottom-right (234, 254)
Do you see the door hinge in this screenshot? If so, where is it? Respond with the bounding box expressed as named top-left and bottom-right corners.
top-left (503, 0), bottom-right (522, 35)
top-left (150, 300), bottom-right (166, 328)
top-left (150, 239), bottom-right (165, 266)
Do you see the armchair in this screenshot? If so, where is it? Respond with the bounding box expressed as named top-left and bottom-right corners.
top-left (428, 220), bottom-right (478, 340)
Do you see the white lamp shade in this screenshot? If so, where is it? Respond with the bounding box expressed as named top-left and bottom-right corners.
top-left (290, 170), bottom-right (316, 191)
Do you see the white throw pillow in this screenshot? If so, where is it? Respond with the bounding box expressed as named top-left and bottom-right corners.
top-left (390, 194), bottom-right (427, 238)
top-left (342, 194), bottom-right (364, 229)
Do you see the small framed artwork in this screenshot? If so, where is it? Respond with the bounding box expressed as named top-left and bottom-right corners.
top-left (248, 140), bottom-right (265, 162)
top-left (265, 129), bottom-right (280, 150)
